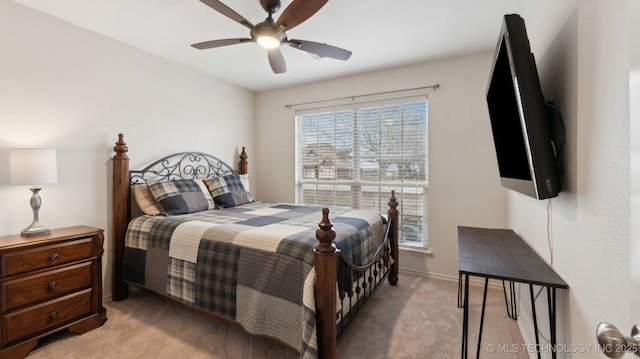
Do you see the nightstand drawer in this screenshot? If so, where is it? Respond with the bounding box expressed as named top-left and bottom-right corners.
top-left (2, 238), bottom-right (93, 277)
top-left (2, 262), bottom-right (92, 311)
top-left (3, 288), bottom-right (92, 344)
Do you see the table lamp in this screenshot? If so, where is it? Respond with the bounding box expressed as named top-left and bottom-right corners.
top-left (9, 148), bottom-right (58, 236)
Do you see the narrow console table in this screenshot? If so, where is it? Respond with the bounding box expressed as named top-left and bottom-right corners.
top-left (458, 226), bottom-right (568, 359)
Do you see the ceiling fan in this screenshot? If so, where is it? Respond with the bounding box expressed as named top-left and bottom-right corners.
top-left (191, 0), bottom-right (352, 74)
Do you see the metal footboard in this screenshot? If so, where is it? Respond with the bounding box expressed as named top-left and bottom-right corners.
top-left (335, 219), bottom-right (393, 337)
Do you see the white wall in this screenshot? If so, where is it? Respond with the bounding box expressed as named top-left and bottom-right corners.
top-left (255, 52), bottom-right (509, 279)
top-left (0, 1), bottom-right (256, 296)
top-left (630, 0), bottom-right (640, 321)
top-left (508, 1), bottom-right (632, 357)
top-left (631, 68), bottom-right (640, 321)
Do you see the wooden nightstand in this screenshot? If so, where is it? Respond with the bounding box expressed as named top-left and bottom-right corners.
top-left (0, 226), bottom-right (107, 359)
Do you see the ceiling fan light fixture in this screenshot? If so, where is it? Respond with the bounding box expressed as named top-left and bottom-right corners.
top-left (253, 17), bottom-right (285, 49)
top-left (257, 35), bottom-right (281, 49)
top-left (192, 0), bottom-right (351, 74)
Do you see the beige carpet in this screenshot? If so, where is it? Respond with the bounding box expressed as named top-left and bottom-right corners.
top-left (28, 273), bottom-right (527, 358)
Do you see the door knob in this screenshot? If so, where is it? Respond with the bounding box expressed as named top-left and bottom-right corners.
top-left (596, 322), bottom-right (640, 358)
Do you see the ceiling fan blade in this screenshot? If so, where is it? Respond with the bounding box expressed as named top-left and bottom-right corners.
top-left (288, 39), bottom-right (352, 60)
top-left (274, 0), bottom-right (328, 31)
top-left (267, 48), bottom-right (286, 74)
top-left (191, 38), bottom-right (252, 50)
top-left (199, 0), bottom-right (255, 30)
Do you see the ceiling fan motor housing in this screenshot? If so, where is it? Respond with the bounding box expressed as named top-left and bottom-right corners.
top-left (260, 0), bottom-right (281, 14)
top-left (251, 17), bottom-right (287, 45)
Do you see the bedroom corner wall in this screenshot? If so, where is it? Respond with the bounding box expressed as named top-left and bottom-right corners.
top-left (508, 1), bottom-right (632, 356)
top-left (632, 65), bottom-right (640, 322)
top-left (255, 51), bottom-right (509, 279)
top-left (630, 0), bottom-right (640, 322)
top-left (0, 1), bottom-right (256, 297)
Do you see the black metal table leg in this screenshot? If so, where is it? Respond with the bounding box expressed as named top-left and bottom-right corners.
top-left (461, 273), bottom-right (470, 359)
top-left (510, 281), bottom-right (517, 319)
top-left (502, 281), bottom-right (509, 316)
top-left (476, 278), bottom-right (489, 358)
top-left (548, 287), bottom-right (557, 359)
top-left (529, 284), bottom-right (541, 359)
top-left (502, 281), bottom-right (518, 320)
top-left (458, 272), bottom-right (464, 308)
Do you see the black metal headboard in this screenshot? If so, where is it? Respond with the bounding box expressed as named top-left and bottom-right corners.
top-left (129, 152), bottom-right (237, 185)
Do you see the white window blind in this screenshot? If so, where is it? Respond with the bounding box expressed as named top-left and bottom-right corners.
top-left (294, 94), bottom-right (428, 247)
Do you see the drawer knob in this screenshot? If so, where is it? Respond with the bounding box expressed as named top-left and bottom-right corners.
top-left (48, 253), bottom-right (59, 261)
top-left (48, 281), bottom-right (57, 290)
top-left (49, 311), bottom-right (58, 321)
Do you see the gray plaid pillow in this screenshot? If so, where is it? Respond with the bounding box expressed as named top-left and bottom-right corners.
top-left (146, 179), bottom-right (215, 215)
top-left (204, 175), bottom-right (253, 208)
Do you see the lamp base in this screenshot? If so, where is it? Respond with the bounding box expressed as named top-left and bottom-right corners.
top-left (21, 186), bottom-right (51, 237)
top-left (21, 223), bottom-right (51, 237)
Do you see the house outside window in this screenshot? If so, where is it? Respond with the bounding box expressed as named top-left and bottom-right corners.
top-left (294, 94), bottom-right (428, 248)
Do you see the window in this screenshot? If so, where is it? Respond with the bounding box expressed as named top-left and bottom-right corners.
top-left (295, 94), bottom-right (428, 247)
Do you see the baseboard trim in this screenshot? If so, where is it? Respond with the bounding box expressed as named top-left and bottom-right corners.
top-left (399, 268), bottom-right (506, 290)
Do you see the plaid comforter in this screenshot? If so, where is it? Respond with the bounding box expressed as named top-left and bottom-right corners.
top-left (124, 202), bottom-right (387, 359)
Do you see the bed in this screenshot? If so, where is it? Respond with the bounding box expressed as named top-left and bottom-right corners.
top-left (110, 133), bottom-right (399, 359)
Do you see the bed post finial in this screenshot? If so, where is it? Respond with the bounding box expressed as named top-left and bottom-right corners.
top-left (314, 207), bottom-right (337, 359)
top-left (239, 146), bottom-right (248, 175)
top-left (113, 133), bottom-right (128, 159)
top-left (388, 190), bottom-right (399, 285)
top-left (388, 190), bottom-right (398, 217)
top-left (316, 208), bottom-right (336, 253)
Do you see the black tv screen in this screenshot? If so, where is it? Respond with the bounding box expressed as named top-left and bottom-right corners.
top-left (486, 14), bottom-right (560, 199)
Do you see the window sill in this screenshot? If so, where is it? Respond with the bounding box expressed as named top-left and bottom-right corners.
top-left (399, 245), bottom-right (433, 257)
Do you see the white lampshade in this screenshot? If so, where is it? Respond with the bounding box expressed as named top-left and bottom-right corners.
top-left (10, 149), bottom-right (58, 185)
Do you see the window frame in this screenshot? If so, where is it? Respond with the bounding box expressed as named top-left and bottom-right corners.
top-left (293, 92), bottom-right (429, 248)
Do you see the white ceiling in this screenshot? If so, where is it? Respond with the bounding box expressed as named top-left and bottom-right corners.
top-left (13, 0), bottom-right (577, 92)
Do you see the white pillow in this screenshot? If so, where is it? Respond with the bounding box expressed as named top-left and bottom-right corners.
top-left (132, 184), bottom-right (163, 216)
top-left (239, 173), bottom-right (254, 202)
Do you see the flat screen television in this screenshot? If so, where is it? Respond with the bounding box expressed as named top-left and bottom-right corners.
top-left (486, 14), bottom-right (561, 200)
